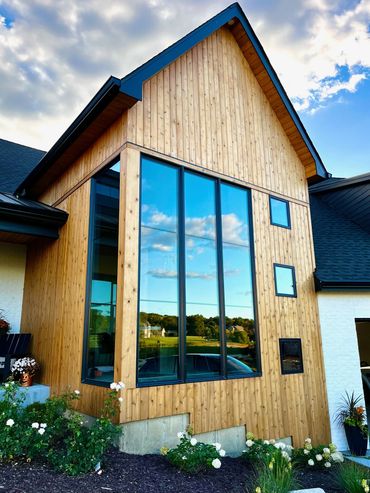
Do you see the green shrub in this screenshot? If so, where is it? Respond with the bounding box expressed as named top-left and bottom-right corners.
top-left (162, 429), bottom-right (224, 473)
top-left (292, 437), bottom-right (344, 470)
top-left (0, 381), bottom-right (124, 475)
top-left (242, 432), bottom-right (293, 465)
top-left (336, 462), bottom-right (370, 493)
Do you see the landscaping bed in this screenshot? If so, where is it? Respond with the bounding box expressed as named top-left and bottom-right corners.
top-left (0, 448), bottom-right (346, 493)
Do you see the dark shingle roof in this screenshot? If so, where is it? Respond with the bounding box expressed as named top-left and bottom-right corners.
top-left (0, 138), bottom-right (46, 193)
top-left (310, 193), bottom-right (370, 289)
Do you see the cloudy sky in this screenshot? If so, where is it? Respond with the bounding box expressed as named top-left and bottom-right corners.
top-left (0, 0), bottom-right (369, 177)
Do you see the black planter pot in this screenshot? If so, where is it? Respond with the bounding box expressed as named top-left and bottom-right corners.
top-left (344, 423), bottom-right (368, 456)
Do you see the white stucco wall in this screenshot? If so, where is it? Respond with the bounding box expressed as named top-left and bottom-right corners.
top-left (0, 242), bottom-right (27, 333)
top-left (318, 291), bottom-right (370, 450)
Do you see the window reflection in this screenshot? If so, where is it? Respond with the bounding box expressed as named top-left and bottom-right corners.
top-left (274, 264), bottom-right (296, 297)
top-left (185, 173), bottom-right (221, 378)
top-left (270, 196), bottom-right (290, 228)
top-left (138, 158), bottom-right (180, 383)
top-left (85, 160), bottom-right (120, 384)
top-left (221, 183), bottom-right (257, 375)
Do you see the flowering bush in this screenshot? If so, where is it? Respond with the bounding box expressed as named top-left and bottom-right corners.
top-left (0, 380), bottom-right (124, 475)
top-left (292, 437), bottom-right (344, 470)
top-left (11, 357), bottom-right (40, 378)
top-left (242, 432), bottom-right (293, 464)
top-left (162, 429), bottom-right (225, 473)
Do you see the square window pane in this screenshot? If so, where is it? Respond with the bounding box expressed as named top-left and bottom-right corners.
top-left (270, 197), bottom-right (290, 228)
top-left (274, 264), bottom-right (296, 297)
top-left (279, 339), bottom-right (303, 374)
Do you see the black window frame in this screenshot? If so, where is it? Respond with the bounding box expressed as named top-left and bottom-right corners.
top-left (269, 195), bottom-right (291, 229)
top-left (136, 154), bottom-right (262, 387)
top-left (279, 338), bottom-right (304, 375)
top-left (273, 263), bottom-right (297, 298)
top-left (82, 158), bottom-right (120, 388)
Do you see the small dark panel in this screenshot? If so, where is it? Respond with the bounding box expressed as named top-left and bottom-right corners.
top-left (279, 338), bottom-right (303, 374)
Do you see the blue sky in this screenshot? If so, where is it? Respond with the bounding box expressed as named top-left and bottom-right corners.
top-left (0, 0), bottom-right (369, 178)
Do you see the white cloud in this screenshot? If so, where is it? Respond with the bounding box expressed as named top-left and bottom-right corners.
top-left (0, 0), bottom-right (369, 150)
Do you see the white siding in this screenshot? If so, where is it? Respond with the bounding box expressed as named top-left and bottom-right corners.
top-left (318, 291), bottom-right (370, 450)
top-left (0, 242), bottom-right (26, 333)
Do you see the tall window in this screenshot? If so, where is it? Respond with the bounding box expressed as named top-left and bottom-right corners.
top-left (83, 159), bottom-right (120, 385)
top-left (138, 156), bottom-right (259, 385)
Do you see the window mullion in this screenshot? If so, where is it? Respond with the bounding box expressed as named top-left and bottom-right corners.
top-left (215, 179), bottom-right (227, 379)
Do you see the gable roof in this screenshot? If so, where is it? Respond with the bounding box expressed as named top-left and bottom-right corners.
top-left (310, 187), bottom-right (370, 290)
top-left (310, 172), bottom-right (370, 233)
top-left (16, 2), bottom-right (330, 198)
top-left (0, 138), bottom-right (46, 193)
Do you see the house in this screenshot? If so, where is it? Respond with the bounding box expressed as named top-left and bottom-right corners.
top-left (0, 3), bottom-right (332, 454)
top-left (310, 172), bottom-right (370, 450)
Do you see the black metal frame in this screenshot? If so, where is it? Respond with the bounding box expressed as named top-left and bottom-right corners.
top-left (273, 263), bottom-right (297, 298)
top-left (136, 154), bottom-right (262, 388)
top-left (279, 338), bottom-right (304, 375)
top-left (81, 158), bottom-right (120, 388)
top-left (269, 195), bottom-right (291, 229)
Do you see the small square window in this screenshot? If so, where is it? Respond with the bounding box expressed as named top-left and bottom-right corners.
top-left (279, 338), bottom-right (303, 374)
top-left (274, 264), bottom-right (296, 297)
top-left (270, 196), bottom-right (290, 228)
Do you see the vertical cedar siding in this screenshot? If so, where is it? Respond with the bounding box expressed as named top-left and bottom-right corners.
top-left (21, 26), bottom-right (329, 444)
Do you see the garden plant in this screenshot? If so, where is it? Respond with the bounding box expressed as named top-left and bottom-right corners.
top-left (0, 380), bottom-right (124, 475)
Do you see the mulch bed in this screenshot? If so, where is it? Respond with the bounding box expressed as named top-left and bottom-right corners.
top-left (0, 449), bottom-right (345, 493)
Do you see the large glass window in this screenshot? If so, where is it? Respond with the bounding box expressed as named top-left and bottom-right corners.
top-left (83, 160), bottom-right (120, 385)
top-left (138, 156), bottom-right (259, 385)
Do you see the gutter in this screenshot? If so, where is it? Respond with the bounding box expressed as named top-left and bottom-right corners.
top-left (314, 274), bottom-right (370, 291)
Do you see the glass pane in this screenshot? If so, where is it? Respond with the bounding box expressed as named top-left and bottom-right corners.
top-left (85, 160), bottom-right (120, 384)
top-left (221, 183), bottom-right (257, 375)
top-left (138, 301), bottom-right (179, 383)
top-left (220, 183), bottom-right (250, 246)
top-left (185, 172), bottom-right (221, 379)
top-left (138, 158), bottom-right (180, 383)
top-left (186, 304), bottom-right (221, 379)
top-left (275, 265), bottom-right (295, 296)
top-left (141, 157), bottom-right (178, 233)
top-left (140, 228), bottom-right (178, 303)
top-left (184, 172), bottom-right (216, 240)
top-left (270, 197), bottom-right (290, 227)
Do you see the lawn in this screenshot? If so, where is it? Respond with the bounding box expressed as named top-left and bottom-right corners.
top-left (0, 449), bottom-right (346, 493)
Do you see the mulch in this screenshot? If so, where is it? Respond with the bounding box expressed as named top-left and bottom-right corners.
top-left (0, 449), bottom-right (345, 493)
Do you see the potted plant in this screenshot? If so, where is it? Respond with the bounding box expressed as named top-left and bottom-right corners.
top-left (11, 356), bottom-right (40, 387)
top-left (0, 310), bottom-right (10, 334)
top-left (335, 391), bottom-right (368, 456)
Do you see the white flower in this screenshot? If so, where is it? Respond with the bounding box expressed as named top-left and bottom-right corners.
top-left (324, 462), bottom-right (331, 468)
top-left (282, 451), bottom-right (291, 461)
top-left (6, 418), bottom-right (14, 427)
top-left (305, 437), bottom-right (312, 444)
top-left (331, 451), bottom-right (344, 463)
top-left (40, 423), bottom-right (47, 429)
top-left (31, 422), bottom-right (39, 429)
top-left (4, 383), bottom-right (9, 388)
top-left (190, 438), bottom-right (197, 446)
top-left (219, 449), bottom-right (226, 457)
top-left (38, 428), bottom-right (45, 435)
top-left (323, 448), bottom-right (330, 454)
top-left (246, 439), bottom-right (254, 447)
top-left (212, 458), bottom-right (221, 469)
top-left (177, 432), bottom-right (185, 439)
top-left (74, 390), bottom-right (80, 395)
top-left (303, 449), bottom-right (310, 455)
top-left (118, 397), bottom-right (123, 402)
top-left (316, 454), bottom-right (323, 461)
top-left (263, 440), bottom-right (270, 445)
top-left (274, 442), bottom-right (286, 450)
top-left (182, 456), bottom-right (186, 460)
top-left (213, 442), bottom-right (222, 451)
top-left (269, 439), bottom-right (276, 444)
top-left (110, 382), bottom-right (118, 390)
top-left (308, 459), bottom-right (315, 466)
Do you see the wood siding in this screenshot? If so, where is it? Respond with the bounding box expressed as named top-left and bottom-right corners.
top-left (21, 26), bottom-right (330, 445)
